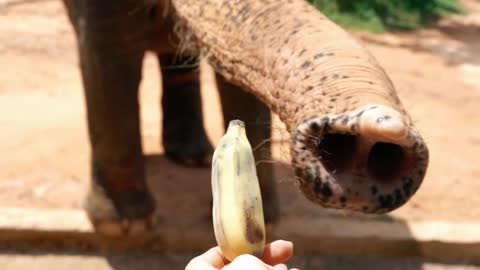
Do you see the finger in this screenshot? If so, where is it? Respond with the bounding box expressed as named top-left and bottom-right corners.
top-left (261, 240), bottom-right (294, 265)
top-left (185, 258), bottom-right (218, 270)
top-left (186, 246), bottom-right (228, 270)
top-left (272, 263), bottom-right (288, 270)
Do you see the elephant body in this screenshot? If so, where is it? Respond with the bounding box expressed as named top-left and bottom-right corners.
top-left (62, 0), bottom-right (277, 234)
top-left (62, 0), bottom-right (429, 235)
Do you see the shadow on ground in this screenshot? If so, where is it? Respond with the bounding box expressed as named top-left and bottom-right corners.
top-left (405, 20), bottom-right (480, 66)
top-left (359, 19), bottom-right (480, 66)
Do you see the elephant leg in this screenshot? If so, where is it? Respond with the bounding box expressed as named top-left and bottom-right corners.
top-left (215, 74), bottom-right (279, 223)
top-left (159, 54), bottom-right (213, 167)
top-left (82, 50), bottom-right (156, 236)
top-left (62, 0), bottom-right (155, 235)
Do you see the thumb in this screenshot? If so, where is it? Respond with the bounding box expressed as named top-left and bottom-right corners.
top-left (224, 254), bottom-right (272, 270)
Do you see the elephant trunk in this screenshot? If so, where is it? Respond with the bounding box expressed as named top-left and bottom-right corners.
top-left (171, 0), bottom-right (429, 213)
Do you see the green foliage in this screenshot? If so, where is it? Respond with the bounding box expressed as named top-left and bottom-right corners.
top-left (308, 0), bottom-right (463, 32)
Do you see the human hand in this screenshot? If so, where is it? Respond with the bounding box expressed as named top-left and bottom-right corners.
top-left (185, 240), bottom-right (298, 270)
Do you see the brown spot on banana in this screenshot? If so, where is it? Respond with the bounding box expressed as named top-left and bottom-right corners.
top-left (244, 205), bottom-right (265, 245)
top-left (171, 0), bottom-right (428, 214)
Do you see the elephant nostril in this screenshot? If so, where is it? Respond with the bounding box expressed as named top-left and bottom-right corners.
top-left (315, 132), bottom-right (408, 184)
top-left (317, 134), bottom-right (356, 174)
top-left (367, 142), bottom-right (405, 184)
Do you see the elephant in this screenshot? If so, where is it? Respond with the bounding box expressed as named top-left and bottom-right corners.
top-left (61, 0), bottom-right (429, 235)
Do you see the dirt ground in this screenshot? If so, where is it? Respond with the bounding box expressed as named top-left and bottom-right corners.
top-left (0, 0), bottom-right (480, 226)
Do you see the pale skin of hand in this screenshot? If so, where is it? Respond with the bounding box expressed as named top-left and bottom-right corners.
top-left (185, 240), bottom-right (299, 270)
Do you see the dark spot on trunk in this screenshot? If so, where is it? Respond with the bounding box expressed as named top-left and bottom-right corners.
top-left (314, 53), bottom-right (324, 60)
top-left (379, 194), bottom-right (394, 209)
top-left (395, 189), bottom-right (403, 204)
top-left (315, 182), bottom-right (333, 198)
top-left (402, 177), bottom-right (414, 197)
top-left (411, 141), bottom-right (418, 151)
top-left (310, 121), bottom-right (320, 132)
top-left (301, 61), bottom-right (311, 69)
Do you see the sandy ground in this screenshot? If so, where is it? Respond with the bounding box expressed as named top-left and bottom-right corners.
top-left (1, 1), bottom-right (480, 269)
top-left (0, 0), bottom-right (480, 227)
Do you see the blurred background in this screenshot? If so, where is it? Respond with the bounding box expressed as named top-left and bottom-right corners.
top-left (0, 0), bottom-right (479, 269)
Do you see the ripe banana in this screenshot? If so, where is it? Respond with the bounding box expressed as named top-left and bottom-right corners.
top-left (211, 119), bottom-right (266, 262)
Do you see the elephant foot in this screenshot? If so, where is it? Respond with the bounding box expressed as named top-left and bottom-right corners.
top-left (164, 136), bottom-right (213, 167)
top-left (161, 83), bottom-right (214, 167)
top-left (84, 182), bottom-right (156, 237)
